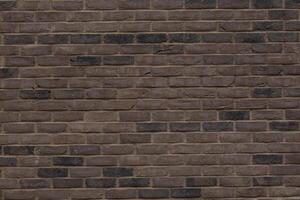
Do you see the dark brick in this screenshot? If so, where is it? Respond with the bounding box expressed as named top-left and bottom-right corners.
top-left (253, 0), bottom-right (282, 8)
top-left (38, 168), bottom-right (68, 178)
top-left (0, 68), bottom-right (18, 78)
top-left (19, 90), bottom-right (51, 99)
top-left (253, 154), bottom-right (283, 164)
top-left (185, 0), bottom-right (216, 8)
top-left (286, 110), bottom-right (300, 120)
top-left (38, 34), bottom-right (69, 44)
top-left (253, 177), bottom-right (282, 186)
top-left (53, 157), bottom-right (83, 166)
top-left (86, 178), bottom-right (116, 188)
top-left (285, 0), bottom-right (300, 8)
top-left (4, 35), bottom-right (35, 45)
top-left (119, 178), bottom-right (150, 187)
top-left (103, 56), bottom-right (134, 65)
top-left (138, 189), bottom-right (169, 199)
top-left (270, 121), bottom-right (299, 131)
top-left (0, 157), bottom-right (17, 167)
top-left (136, 123), bottom-right (167, 132)
top-left (104, 34), bottom-right (134, 44)
top-left (4, 146), bottom-right (34, 155)
top-left (253, 21), bottom-right (283, 31)
top-left (219, 111), bottom-right (250, 120)
top-left (70, 34), bottom-right (101, 44)
top-left (269, 10), bottom-right (298, 20)
top-left (137, 34), bottom-right (167, 43)
top-left (219, 0), bottom-right (249, 8)
top-left (171, 188), bottom-right (201, 198)
top-left (170, 123), bottom-right (200, 132)
top-left (268, 32), bottom-right (298, 42)
top-left (70, 56), bottom-right (102, 66)
top-left (20, 179), bottom-right (50, 189)
top-left (169, 33), bottom-right (201, 43)
top-left (53, 179), bottom-right (83, 188)
top-left (120, 134), bottom-right (151, 144)
top-left (252, 88), bottom-right (281, 98)
top-left (235, 33), bottom-right (265, 43)
top-left (203, 122), bottom-right (233, 132)
top-left (103, 168), bottom-right (133, 177)
top-left (186, 177), bottom-right (217, 187)
top-left (202, 33), bottom-right (232, 43)
top-left (70, 145), bottom-right (101, 155)
top-left (0, 1), bottom-right (16, 11)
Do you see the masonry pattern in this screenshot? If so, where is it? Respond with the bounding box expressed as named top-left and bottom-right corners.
top-left (1, 0), bottom-right (300, 199)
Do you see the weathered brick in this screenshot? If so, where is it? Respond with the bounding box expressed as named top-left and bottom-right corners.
top-left (20, 90), bottom-right (51, 99)
top-left (253, 177), bottom-right (282, 186)
top-left (136, 123), bottom-right (167, 132)
top-left (0, 157), bottom-right (17, 167)
top-left (4, 146), bottom-right (34, 155)
top-left (20, 179), bottom-right (50, 189)
top-left (119, 178), bottom-right (150, 187)
top-left (53, 178), bottom-right (83, 188)
top-left (203, 122), bottom-right (233, 132)
top-left (252, 88), bottom-right (281, 98)
top-left (103, 56), bottom-right (134, 65)
top-left (38, 34), bottom-right (69, 44)
top-left (104, 34), bottom-right (134, 44)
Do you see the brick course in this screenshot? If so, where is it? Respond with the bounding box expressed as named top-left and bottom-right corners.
top-left (1, 0), bottom-right (300, 199)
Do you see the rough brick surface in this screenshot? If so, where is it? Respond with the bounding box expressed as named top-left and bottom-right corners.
top-left (1, 0), bottom-right (300, 199)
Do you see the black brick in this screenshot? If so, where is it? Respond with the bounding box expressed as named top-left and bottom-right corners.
top-left (203, 122), bottom-right (233, 132)
top-left (53, 179), bottom-right (83, 188)
top-left (4, 35), bottom-right (35, 45)
top-left (0, 1), bottom-right (16, 11)
top-left (4, 146), bottom-right (34, 155)
top-left (171, 188), bottom-right (201, 198)
top-left (219, 111), bottom-right (250, 120)
top-left (0, 157), bottom-right (17, 167)
top-left (53, 157), bottom-right (83, 166)
top-left (185, 0), bottom-right (216, 8)
top-left (103, 56), bottom-right (134, 65)
top-left (70, 34), bottom-right (101, 44)
top-left (136, 123), bottom-right (167, 132)
top-left (103, 168), bottom-right (133, 177)
top-left (235, 33), bottom-right (265, 43)
top-left (253, 177), bottom-right (282, 186)
top-left (252, 88), bottom-right (281, 98)
top-left (270, 121), bottom-right (299, 131)
top-left (70, 56), bottom-right (102, 66)
top-left (119, 178), bottom-right (150, 187)
top-left (137, 34), bottom-right (167, 43)
top-left (253, 154), bottom-right (283, 164)
top-left (38, 34), bottom-right (69, 44)
top-left (38, 168), bottom-right (68, 178)
top-left (104, 34), bottom-right (134, 44)
top-left (253, 21), bottom-right (283, 31)
top-left (269, 10), bottom-right (298, 20)
top-left (0, 68), bottom-right (18, 78)
top-left (86, 178), bottom-right (116, 188)
top-left (169, 33), bottom-right (201, 43)
top-left (253, 0), bottom-right (282, 8)
top-left (20, 90), bottom-right (51, 99)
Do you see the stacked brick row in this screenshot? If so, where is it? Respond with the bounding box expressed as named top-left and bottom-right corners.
top-left (1, 0), bottom-right (300, 199)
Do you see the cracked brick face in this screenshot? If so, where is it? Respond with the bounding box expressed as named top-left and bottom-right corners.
top-left (1, 0), bottom-right (300, 199)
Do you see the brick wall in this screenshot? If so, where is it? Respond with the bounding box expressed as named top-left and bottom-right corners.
top-left (1, 0), bottom-right (300, 199)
